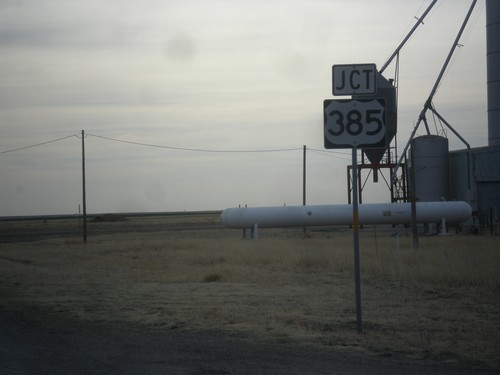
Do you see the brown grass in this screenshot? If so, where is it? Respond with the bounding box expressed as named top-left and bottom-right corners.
top-left (0, 216), bottom-right (498, 369)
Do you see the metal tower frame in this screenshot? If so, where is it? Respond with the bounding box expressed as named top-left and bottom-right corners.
top-left (347, 146), bottom-right (408, 204)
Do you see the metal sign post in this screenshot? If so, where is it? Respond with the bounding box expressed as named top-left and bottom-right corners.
top-left (324, 64), bottom-right (388, 333)
top-left (351, 147), bottom-right (362, 333)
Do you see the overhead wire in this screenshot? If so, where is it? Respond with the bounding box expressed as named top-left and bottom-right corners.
top-left (86, 133), bottom-right (303, 153)
top-left (308, 148), bottom-right (352, 161)
top-left (0, 130), bottom-right (367, 161)
top-left (0, 134), bottom-right (78, 155)
top-left (0, 132), bottom-right (310, 155)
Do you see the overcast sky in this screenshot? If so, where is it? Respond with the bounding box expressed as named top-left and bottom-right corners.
top-left (0, 0), bottom-right (487, 216)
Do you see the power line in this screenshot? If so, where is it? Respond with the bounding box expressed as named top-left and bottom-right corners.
top-left (308, 148), bottom-right (352, 161)
top-left (0, 132), bottom-right (350, 157)
top-left (86, 133), bottom-right (303, 153)
top-left (0, 134), bottom-right (78, 155)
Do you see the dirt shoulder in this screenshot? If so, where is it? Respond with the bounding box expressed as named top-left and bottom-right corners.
top-left (0, 304), bottom-right (496, 375)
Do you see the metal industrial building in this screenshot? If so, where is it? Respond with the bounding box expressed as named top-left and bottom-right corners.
top-left (449, 145), bottom-right (500, 229)
top-left (359, 1), bottom-right (500, 232)
top-left (410, 1), bottom-right (500, 231)
top-left (446, 0), bottom-right (500, 230)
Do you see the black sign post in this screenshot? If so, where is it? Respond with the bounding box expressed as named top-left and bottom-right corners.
top-left (351, 146), bottom-right (362, 333)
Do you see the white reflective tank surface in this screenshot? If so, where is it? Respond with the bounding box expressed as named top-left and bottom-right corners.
top-left (220, 201), bottom-right (472, 229)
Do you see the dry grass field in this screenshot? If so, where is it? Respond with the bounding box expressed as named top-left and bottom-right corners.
top-left (0, 213), bottom-right (498, 370)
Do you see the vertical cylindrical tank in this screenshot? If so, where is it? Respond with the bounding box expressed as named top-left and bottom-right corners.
top-left (487, 0), bottom-right (500, 146)
top-left (410, 135), bottom-right (449, 202)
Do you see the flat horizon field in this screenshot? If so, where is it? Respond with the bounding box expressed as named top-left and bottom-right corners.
top-left (0, 214), bottom-right (498, 371)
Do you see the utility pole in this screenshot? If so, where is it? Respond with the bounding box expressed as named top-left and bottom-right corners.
top-left (81, 130), bottom-right (87, 243)
top-left (410, 143), bottom-right (418, 249)
top-left (303, 145), bottom-right (307, 234)
top-left (303, 145), bottom-right (307, 206)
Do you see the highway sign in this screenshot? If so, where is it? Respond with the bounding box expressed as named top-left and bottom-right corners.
top-left (332, 64), bottom-right (376, 96)
top-left (323, 98), bottom-right (386, 149)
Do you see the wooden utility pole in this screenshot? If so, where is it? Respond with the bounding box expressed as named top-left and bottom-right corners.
top-left (303, 145), bottom-right (307, 233)
top-left (303, 145), bottom-right (306, 206)
top-left (81, 130), bottom-right (87, 243)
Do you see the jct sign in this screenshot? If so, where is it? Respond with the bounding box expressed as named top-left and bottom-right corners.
top-left (332, 64), bottom-right (376, 96)
top-left (323, 98), bottom-right (386, 149)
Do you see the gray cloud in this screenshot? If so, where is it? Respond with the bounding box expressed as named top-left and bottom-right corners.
top-left (165, 33), bottom-right (198, 63)
top-left (0, 0), bottom-right (488, 215)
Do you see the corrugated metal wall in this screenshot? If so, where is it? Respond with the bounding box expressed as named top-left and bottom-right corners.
top-left (449, 145), bottom-right (500, 229)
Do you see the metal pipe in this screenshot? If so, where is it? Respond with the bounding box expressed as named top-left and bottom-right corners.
top-left (379, 0), bottom-right (438, 74)
top-left (427, 0), bottom-right (477, 105)
top-left (393, 0), bottom-right (477, 184)
top-left (429, 106), bottom-right (471, 149)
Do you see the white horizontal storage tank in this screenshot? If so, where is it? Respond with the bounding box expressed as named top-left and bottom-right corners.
top-left (221, 201), bottom-right (472, 229)
top-left (410, 135), bottom-right (449, 202)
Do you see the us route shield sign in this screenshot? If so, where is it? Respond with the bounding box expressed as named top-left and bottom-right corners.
top-left (323, 98), bottom-right (387, 149)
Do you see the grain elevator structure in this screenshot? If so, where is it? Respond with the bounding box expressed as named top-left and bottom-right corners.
top-left (350, 0), bottom-right (500, 232)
